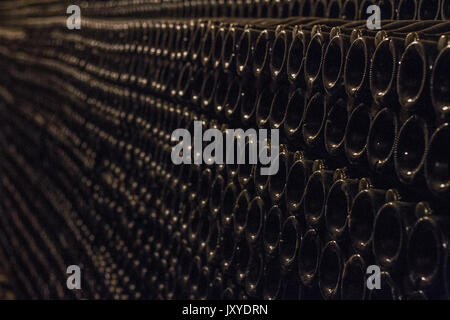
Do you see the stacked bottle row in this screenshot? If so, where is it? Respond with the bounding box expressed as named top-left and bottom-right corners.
top-left (1, 0), bottom-right (449, 21)
top-left (67, 0), bottom-right (450, 21)
top-left (0, 69), bottom-right (448, 299)
top-left (0, 16), bottom-right (449, 299)
top-left (46, 17), bottom-right (450, 198)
